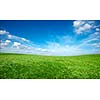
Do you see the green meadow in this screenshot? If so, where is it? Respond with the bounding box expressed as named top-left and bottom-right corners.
top-left (0, 53), bottom-right (100, 79)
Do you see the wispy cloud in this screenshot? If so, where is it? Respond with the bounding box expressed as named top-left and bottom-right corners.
top-left (8, 34), bottom-right (30, 43)
top-left (0, 30), bottom-right (51, 55)
top-left (96, 28), bottom-right (100, 31)
top-left (0, 40), bottom-right (11, 48)
top-left (0, 30), bottom-right (9, 35)
top-left (0, 20), bottom-right (100, 56)
top-left (73, 20), bottom-right (95, 34)
top-left (90, 43), bottom-right (100, 48)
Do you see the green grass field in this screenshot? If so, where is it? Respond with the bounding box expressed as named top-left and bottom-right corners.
top-left (0, 53), bottom-right (100, 79)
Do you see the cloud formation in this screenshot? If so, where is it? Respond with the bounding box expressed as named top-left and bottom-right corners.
top-left (0, 40), bottom-right (11, 48)
top-left (0, 30), bottom-right (9, 35)
top-left (0, 20), bottom-right (100, 56)
top-left (73, 20), bottom-right (94, 34)
top-left (96, 28), bottom-right (100, 31)
top-left (13, 42), bottom-right (21, 48)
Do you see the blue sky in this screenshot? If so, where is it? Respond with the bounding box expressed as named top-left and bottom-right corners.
top-left (0, 20), bottom-right (100, 55)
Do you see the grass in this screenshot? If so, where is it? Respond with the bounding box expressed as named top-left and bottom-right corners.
top-left (0, 53), bottom-right (100, 79)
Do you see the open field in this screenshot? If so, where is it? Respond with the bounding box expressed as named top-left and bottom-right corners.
top-left (0, 53), bottom-right (100, 79)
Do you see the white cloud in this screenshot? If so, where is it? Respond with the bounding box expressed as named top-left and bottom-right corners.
top-left (96, 28), bottom-right (100, 31)
top-left (0, 30), bottom-right (30, 44)
top-left (73, 20), bottom-right (85, 27)
top-left (8, 34), bottom-right (20, 40)
top-left (0, 30), bottom-right (9, 35)
top-left (4, 40), bottom-right (11, 46)
top-left (84, 38), bottom-right (98, 43)
top-left (1, 28), bottom-right (100, 56)
top-left (77, 34), bottom-right (100, 48)
top-left (21, 38), bottom-right (29, 42)
top-left (46, 42), bottom-right (60, 49)
top-left (12, 41), bottom-right (33, 50)
top-left (13, 42), bottom-right (21, 49)
top-left (8, 34), bottom-right (30, 44)
top-left (0, 42), bottom-right (6, 48)
top-left (2, 39), bottom-right (84, 56)
top-left (42, 42), bottom-right (84, 56)
top-left (88, 31), bottom-right (100, 40)
top-left (36, 48), bottom-right (48, 52)
top-left (91, 43), bottom-right (100, 48)
top-left (75, 24), bottom-right (92, 34)
top-left (40, 49), bottom-right (48, 52)
top-left (5, 40), bottom-right (11, 44)
top-left (0, 30), bottom-right (36, 53)
top-left (94, 32), bottom-right (100, 35)
top-left (93, 25), bottom-right (100, 28)
top-left (0, 40), bottom-right (11, 49)
top-left (83, 23), bottom-right (92, 29)
top-left (13, 42), bottom-right (21, 46)
top-left (73, 20), bottom-right (94, 34)
top-left (8, 34), bottom-right (12, 38)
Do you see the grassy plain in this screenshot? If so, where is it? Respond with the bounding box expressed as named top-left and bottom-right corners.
top-left (0, 53), bottom-right (100, 79)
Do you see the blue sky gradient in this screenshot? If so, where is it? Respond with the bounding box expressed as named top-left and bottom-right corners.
top-left (0, 20), bottom-right (100, 55)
